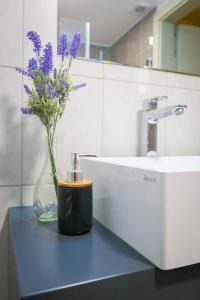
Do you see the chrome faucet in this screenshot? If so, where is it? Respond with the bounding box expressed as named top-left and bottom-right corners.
top-left (141, 96), bottom-right (187, 157)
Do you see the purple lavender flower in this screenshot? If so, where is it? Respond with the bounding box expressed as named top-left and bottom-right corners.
top-left (27, 58), bottom-right (38, 78)
top-left (74, 83), bottom-right (86, 90)
top-left (15, 67), bottom-right (28, 76)
top-left (48, 82), bottom-right (55, 99)
top-left (21, 107), bottom-right (35, 115)
top-left (27, 31), bottom-right (42, 55)
top-left (24, 84), bottom-right (31, 95)
top-left (58, 34), bottom-right (68, 61)
top-left (60, 92), bottom-right (66, 103)
top-left (39, 42), bottom-right (53, 76)
top-left (54, 86), bottom-right (60, 97)
top-left (17, 31), bottom-right (85, 118)
top-left (53, 67), bottom-right (57, 79)
top-left (62, 78), bottom-right (70, 90)
top-left (69, 33), bottom-right (81, 58)
top-left (36, 83), bottom-right (43, 97)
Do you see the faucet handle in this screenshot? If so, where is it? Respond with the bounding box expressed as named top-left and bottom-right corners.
top-left (146, 96), bottom-right (168, 110)
top-left (148, 96), bottom-right (168, 103)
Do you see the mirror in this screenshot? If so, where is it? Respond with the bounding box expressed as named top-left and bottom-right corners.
top-left (58, 0), bottom-right (200, 76)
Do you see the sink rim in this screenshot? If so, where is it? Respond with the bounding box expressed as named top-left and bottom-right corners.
top-left (81, 156), bottom-right (200, 174)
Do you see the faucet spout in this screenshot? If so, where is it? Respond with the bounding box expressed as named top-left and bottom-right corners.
top-left (148, 104), bottom-right (187, 124)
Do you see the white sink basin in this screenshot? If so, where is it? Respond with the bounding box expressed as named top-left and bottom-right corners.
top-left (81, 156), bottom-right (200, 270)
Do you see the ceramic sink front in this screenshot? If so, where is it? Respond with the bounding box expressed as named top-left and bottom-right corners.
top-left (80, 156), bottom-right (200, 270)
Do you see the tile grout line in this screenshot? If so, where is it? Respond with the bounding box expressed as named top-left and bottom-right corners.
top-left (20, 0), bottom-right (24, 207)
top-left (0, 184), bottom-right (35, 188)
top-left (71, 72), bottom-right (200, 92)
top-left (1, 65), bottom-right (200, 91)
top-left (0, 185), bottom-right (23, 188)
top-left (74, 73), bottom-right (200, 92)
top-left (165, 82), bottom-right (168, 156)
top-left (0, 65), bottom-right (18, 69)
top-left (101, 66), bottom-right (104, 157)
top-left (105, 79), bottom-right (200, 92)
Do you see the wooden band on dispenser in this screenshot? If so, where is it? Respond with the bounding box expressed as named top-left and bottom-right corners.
top-left (58, 179), bottom-right (93, 188)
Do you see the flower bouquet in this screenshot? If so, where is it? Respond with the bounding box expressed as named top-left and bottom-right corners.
top-left (16, 31), bottom-right (86, 222)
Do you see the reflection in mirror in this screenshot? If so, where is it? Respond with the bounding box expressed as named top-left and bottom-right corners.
top-left (159, 0), bottom-right (200, 76)
top-left (58, 0), bottom-right (200, 76)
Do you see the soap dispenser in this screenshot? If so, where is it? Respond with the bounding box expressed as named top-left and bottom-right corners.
top-left (57, 153), bottom-right (93, 235)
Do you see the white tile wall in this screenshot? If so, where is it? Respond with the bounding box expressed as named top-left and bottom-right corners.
top-left (71, 59), bottom-right (103, 78)
top-left (21, 69), bottom-right (45, 185)
top-left (0, 68), bottom-right (22, 186)
top-left (103, 63), bottom-right (167, 86)
top-left (103, 79), bottom-right (167, 156)
top-left (0, 2), bottom-right (58, 300)
top-left (167, 72), bottom-right (200, 90)
top-left (22, 115), bottom-right (45, 185)
top-left (103, 80), bottom-right (141, 156)
top-left (0, 0), bottom-right (22, 67)
top-left (21, 0), bottom-right (58, 186)
top-left (22, 185), bottom-right (34, 206)
top-left (166, 87), bottom-right (200, 156)
top-left (23, 0), bottom-right (58, 65)
top-left (57, 75), bottom-right (103, 176)
top-left (21, 61), bottom-right (200, 190)
top-left (104, 63), bottom-right (137, 82)
top-left (22, 75), bottom-right (103, 185)
top-left (136, 68), bottom-right (167, 86)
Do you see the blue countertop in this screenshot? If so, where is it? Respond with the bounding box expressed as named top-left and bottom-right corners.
top-left (8, 207), bottom-right (200, 300)
top-left (8, 207), bottom-right (154, 299)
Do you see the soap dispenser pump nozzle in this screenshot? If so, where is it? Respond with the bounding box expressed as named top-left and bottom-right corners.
top-left (67, 152), bottom-right (83, 182)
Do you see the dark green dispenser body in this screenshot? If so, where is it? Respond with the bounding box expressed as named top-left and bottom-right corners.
top-left (57, 180), bottom-right (93, 235)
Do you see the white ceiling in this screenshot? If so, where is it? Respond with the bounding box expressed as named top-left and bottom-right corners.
top-left (58, 0), bottom-right (168, 46)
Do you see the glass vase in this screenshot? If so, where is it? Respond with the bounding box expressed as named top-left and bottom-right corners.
top-left (33, 136), bottom-right (60, 223)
